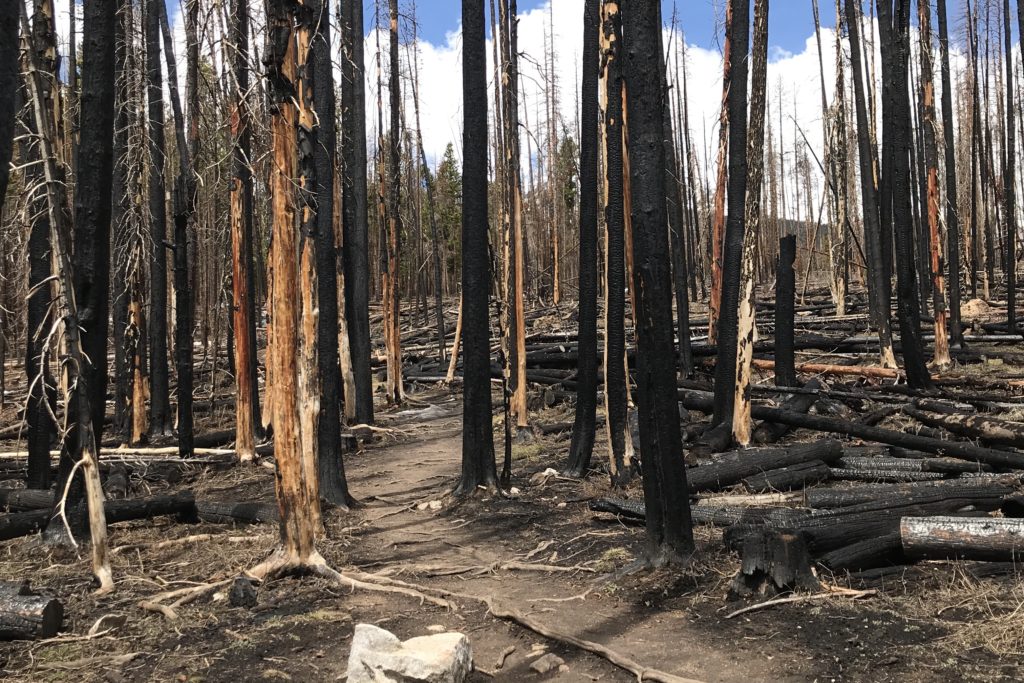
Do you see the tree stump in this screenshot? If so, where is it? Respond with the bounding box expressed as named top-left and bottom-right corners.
top-left (0, 581), bottom-right (63, 640)
top-left (729, 529), bottom-right (820, 599)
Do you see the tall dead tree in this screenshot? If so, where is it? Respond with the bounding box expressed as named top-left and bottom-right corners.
top-left (340, 0), bottom-right (375, 425)
top-left (708, 0), bottom-right (734, 344)
top-left (0, 2), bottom-right (15, 214)
top-left (230, 0), bottom-right (262, 462)
top-left (382, 0), bottom-right (404, 406)
top-left (846, 0), bottom-right (897, 369)
top-left (620, 0), bottom-right (695, 564)
top-left (498, 0), bottom-right (529, 437)
top-left (917, 0), bottom-right (951, 367)
top-left (878, 0), bottom-right (932, 389)
top-left (599, 0), bottom-right (632, 487)
top-left (732, 0), bottom-right (770, 446)
top-left (455, 0), bottom-right (498, 496)
top-left (936, 0), bottom-right (963, 347)
top-left (1004, 0), bottom-right (1017, 332)
top-left (145, 0), bottom-right (171, 435)
top-left (311, 0), bottom-right (350, 506)
top-left (712, 0), bottom-right (751, 428)
top-left (564, 0), bottom-right (600, 478)
top-left (21, 0), bottom-right (113, 591)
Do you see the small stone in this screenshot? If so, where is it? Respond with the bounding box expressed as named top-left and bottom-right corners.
top-left (427, 500), bottom-right (443, 510)
top-left (228, 576), bottom-right (258, 608)
top-left (426, 624), bottom-right (446, 633)
top-left (529, 653), bottom-right (565, 674)
top-left (347, 623), bottom-right (472, 683)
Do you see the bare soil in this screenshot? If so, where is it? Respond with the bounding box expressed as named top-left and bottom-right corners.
top-left (1, 386), bottom-right (1023, 682)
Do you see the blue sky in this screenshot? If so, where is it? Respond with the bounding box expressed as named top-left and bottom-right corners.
top-left (405, 0), bottom-right (839, 55)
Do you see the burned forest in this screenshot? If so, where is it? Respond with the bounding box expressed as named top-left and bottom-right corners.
top-left (7, 0), bottom-right (1024, 680)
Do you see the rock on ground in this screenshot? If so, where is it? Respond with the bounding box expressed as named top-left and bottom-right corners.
top-left (346, 623), bottom-right (472, 683)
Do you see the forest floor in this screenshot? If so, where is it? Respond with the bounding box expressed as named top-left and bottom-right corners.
top-left (2, 384), bottom-right (1024, 682)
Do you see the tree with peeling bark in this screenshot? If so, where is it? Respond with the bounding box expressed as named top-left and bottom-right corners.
top-left (230, 0), bottom-right (262, 463)
top-left (707, 0), bottom-right (734, 345)
top-left (732, 0), bottom-right (770, 447)
top-left (712, 0), bottom-right (750, 430)
top-left (382, 0), bottom-right (404, 407)
top-left (917, 0), bottom-right (951, 368)
top-left (620, 0), bottom-right (695, 564)
top-left (598, 0), bottom-right (632, 487)
top-left (455, 0), bottom-right (498, 496)
top-left (564, 0), bottom-right (600, 479)
top-left (935, 0), bottom-right (962, 348)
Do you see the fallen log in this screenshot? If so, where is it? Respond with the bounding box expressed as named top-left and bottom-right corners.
top-left (195, 500), bottom-right (278, 525)
top-left (901, 516), bottom-right (1024, 561)
top-left (0, 581), bottom-right (63, 640)
top-left (829, 469), bottom-right (947, 484)
top-left (904, 408), bottom-right (1024, 449)
top-left (686, 441), bottom-right (843, 492)
top-left (741, 460), bottom-right (831, 493)
top-left (588, 497), bottom-right (806, 528)
top-left (817, 534), bottom-right (904, 572)
top-left (805, 480), bottom-right (1017, 509)
top-left (751, 379), bottom-right (823, 445)
top-left (678, 390), bottom-right (1024, 470)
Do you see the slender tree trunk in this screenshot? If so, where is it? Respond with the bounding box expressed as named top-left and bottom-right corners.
top-left (455, 0), bottom-right (498, 496)
top-left (775, 234), bottom-right (797, 387)
top-left (712, 0), bottom-right (750, 428)
top-left (936, 0), bottom-right (963, 347)
top-left (111, 0), bottom-right (130, 440)
top-left (383, 0), bottom-right (404, 406)
top-left (146, 0), bottom-right (171, 435)
top-left (340, 0), bottom-right (375, 425)
top-left (565, 0), bottom-right (599, 479)
top-left (708, 0), bottom-right (734, 344)
top-left (312, 0), bottom-right (350, 507)
top-left (732, 0), bottom-right (769, 447)
top-left (918, 0), bottom-right (951, 368)
top-left (1004, 0), bottom-right (1017, 331)
top-left (846, 0), bottom-right (897, 369)
top-left (0, 2), bottom-right (16, 215)
top-left (620, 0), bottom-right (695, 564)
top-left (21, 0), bottom-right (114, 591)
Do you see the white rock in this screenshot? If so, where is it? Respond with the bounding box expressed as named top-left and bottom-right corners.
top-left (426, 624), bottom-right (446, 633)
top-left (530, 653), bottom-right (565, 674)
top-left (346, 623), bottom-right (472, 683)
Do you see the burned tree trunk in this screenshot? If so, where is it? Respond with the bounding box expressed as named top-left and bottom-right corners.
top-left (1003, 0), bottom-right (1017, 332)
top-left (902, 516), bottom-right (1024, 562)
top-left (340, 0), bottom-right (374, 425)
top-left (454, 0), bottom-right (498, 496)
top-left (311, 0), bottom-right (350, 507)
top-left (564, 0), bottom-right (600, 479)
top-left (936, 0), bottom-right (963, 347)
top-left (732, 0), bottom-right (769, 446)
top-left (0, 582), bottom-right (63, 641)
top-left (230, 0), bottom-right (261, 462)
top-left (382, 0), bottom-right (404, 407)
top-left (621, 0), bottom-right (695, 563)
top-left (774, 235), bottom-right (798, 388)
top-left (599, 1), bottom-right (632, 487)
top-left (0, 2), bottom-right (15, 215)
top-left (145, 0), bottom-right (171, 436)
top-left (713, 0), bottom-right (751, 428)
top-left (707, 0), bottom-right (734, 344)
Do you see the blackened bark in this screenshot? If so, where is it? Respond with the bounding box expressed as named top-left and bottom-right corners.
top-left (621, 0), bottom-right (695, 563)
top-left (879, 0), bottom-right (932, 389)
top-left (565, 0), bottom-right (599, 478)
top-left (1005, 0), bottom-right (1017, 331)
top-left (712, 0), bottom-right (751, 428)
top-left (312, 0), bottom-right (349, 507)
top-left (52, 0), bottom-right (116, 531)
top-left (0, 2), bottom-right (16, 213)
top-left (775, 235), bottom-right (797, 387)
top-left (601, 3), bottom-right (630, 488)
top-left (340, 0), bottom-right (374, 425)
top-left (111, 0), bottom-right (130, 439)
top-left (936, 0), bottom-right (962, 346)
top-left (455, 0), bottom-right (497, 495)
top-left (146, 0), bottom-right (171, 435)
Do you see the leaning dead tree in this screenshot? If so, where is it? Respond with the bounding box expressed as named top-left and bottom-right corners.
top-left (20, 0), bottom-right (113, 591)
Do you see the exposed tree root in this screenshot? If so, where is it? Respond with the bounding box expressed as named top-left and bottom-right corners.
top-left (724, 586), bottom-right (877, 619)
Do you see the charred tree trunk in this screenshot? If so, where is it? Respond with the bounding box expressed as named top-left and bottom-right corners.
top-left (712, 0), bottom-right (751, 428)
top-left (230, 0), bottom-right (261, 462)
top-left (732, 0), bottom-right (769, 446)
top-left (383, 0), bottom-right (404, 406)
top-left (340, 0), bottom-right (375, 425)
top-left (111, 0), bottom-right (130, 441)
top-left (708, 0), bottom-right (734, 344)
top-left (621, 0), bottom-right (695, 564)
top-left (0, 2), bottom-right (15, 215)
top-left (564, 0), bottom-right (600, 479)
top-left (774, 235), bottom-right (797, 387)
top-left (845, 0), bottom-right (897, 369)
top-left (454, 0), bottom-right (498, 496)
top-left (599, 2), bottom-right (631, 487)
top-left (1004, 0), bottom-right (1017, 331)
top-left (936, 0), bottom-right (963, 347)
top-left (311, 0), bottom-right (350, 507)
top-left (145, 0), bottom-right (171, 435)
